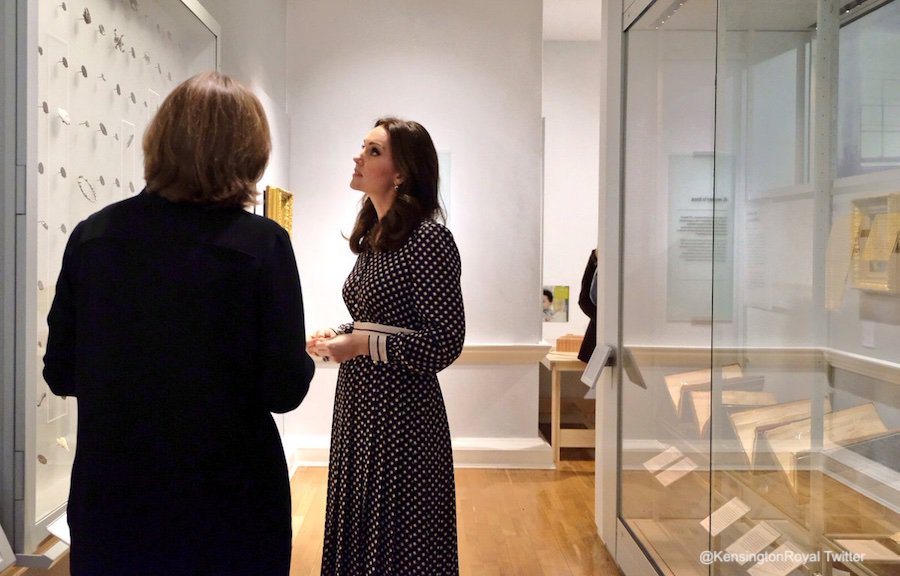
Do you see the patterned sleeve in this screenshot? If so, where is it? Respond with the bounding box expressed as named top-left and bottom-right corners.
top-left (384, 223), bottom-right (466, 374)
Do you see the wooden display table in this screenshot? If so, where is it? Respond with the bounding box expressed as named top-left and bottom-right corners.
top-left (540, 351), bottom-right (594, 465)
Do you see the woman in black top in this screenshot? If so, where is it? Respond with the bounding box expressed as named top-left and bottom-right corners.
top-left (43, 72), bottom-right (315, 575)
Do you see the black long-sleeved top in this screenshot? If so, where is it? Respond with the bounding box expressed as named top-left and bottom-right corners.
top-left (43, 190), bottom-right (314, 575)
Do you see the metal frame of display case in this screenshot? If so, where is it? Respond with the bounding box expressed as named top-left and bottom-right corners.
top-left (1, 0), bottom-right (220, 558)
top-left (0, 0), bottom-right (19, 566)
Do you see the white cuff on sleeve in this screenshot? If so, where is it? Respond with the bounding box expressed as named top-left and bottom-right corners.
top-left (368, 334), bottom-right (389, 363)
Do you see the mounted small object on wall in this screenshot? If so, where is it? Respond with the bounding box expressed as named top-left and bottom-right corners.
top-left (264, 186), bottom-right (294, 236)
top-left (113, 29), bottom-right (125, 51)
top-left (851, 193), bottom-right (900, 294)
top-left (81, 8), bottom-right (91, 24)
top-left (77, 176), bottom-right (97, 203)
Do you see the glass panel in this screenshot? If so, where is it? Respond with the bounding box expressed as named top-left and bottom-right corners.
top-left (712, 3), bottom-right (900, 576)
top-left (712, 2), bottom-right (822, 575)
top-left (34, 0), bottom-right (216, 523)
top-left (619, 1), bottom-right (718, 574)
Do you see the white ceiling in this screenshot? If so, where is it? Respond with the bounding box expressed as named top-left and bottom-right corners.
top-left (543, 0), bottom-right (603, 41)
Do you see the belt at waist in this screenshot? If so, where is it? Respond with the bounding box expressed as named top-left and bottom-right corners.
top-left (353, 321), bottom-right (414, 335)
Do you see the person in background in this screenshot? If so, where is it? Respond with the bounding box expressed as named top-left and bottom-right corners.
top-left (308, 117), bottom-right (465, 575)
top-left (578, 249), bottom-right (598, 363)
top-left (43, 71), bottom-right (315, 575)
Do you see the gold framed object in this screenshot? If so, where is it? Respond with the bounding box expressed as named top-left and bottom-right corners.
top-left (851, 193), bottom-right (900, 293)
top-left (264, 186), bottom-right (294, 236)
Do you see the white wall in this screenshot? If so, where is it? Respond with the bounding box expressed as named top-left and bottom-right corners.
top-left (200, 0), bottom-right (291, 196)
top-left (286, 0), bottom-right (543, 343)
top-left (541, 41), bottom-right (602, 345)
top-left (284, 0), bottom-right (547, 466)
top-left (198, 0), bottom-right (287, 108)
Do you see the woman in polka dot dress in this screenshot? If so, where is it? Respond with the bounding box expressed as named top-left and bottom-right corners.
top-left (309, 117), bottom-right (465, 575)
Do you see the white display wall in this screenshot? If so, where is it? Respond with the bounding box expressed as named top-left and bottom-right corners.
top-left (25, 0), bottom-right (217, 549)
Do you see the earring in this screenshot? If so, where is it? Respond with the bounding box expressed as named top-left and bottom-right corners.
top-left (394, 185), bottom-right (399, 191)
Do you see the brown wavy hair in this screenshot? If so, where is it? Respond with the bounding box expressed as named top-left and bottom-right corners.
top-left (348, 117), bottom-right (444, 253)
top-left (143, 72), bottom-right (270, 208)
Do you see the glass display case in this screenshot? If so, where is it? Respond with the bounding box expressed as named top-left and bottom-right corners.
top-left (615, 0), bottom-right (900, 575)
top-left (7, 0), bottom-right (218, 555)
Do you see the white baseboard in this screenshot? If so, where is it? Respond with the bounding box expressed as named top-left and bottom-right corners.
top-left (451, 437), bottom-right (554, 469)
top-left (284, 435), bottom-right (554, 474)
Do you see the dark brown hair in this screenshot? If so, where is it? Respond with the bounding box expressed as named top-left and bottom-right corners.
top-left (349, 117), bottom-right (444, 253)
top-left (143, 72), bottom-right (270, 208)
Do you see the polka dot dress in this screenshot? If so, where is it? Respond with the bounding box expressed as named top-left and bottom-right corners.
top-left (322, 220), bottom-right (466, 576)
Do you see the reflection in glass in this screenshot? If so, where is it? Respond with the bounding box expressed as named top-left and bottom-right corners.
top-left (837, 1), bottom-right (900, 177)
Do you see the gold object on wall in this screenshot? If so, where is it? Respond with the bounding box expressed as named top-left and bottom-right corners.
top-left (265, 186), bottom-right (294, 237)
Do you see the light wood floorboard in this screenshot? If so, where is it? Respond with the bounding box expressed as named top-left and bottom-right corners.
top-left (289, 459), bottom-right (619, 576)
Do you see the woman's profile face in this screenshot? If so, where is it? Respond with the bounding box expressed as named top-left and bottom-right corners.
top-left (351, 126), bottom-right (402, 198)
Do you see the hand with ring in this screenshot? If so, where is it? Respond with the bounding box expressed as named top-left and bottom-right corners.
top-left (313, 332), bottom-right (369, 364)
top-left (306, 328), bottom-right (337, 361)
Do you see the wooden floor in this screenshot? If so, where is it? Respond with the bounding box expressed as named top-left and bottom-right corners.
top-left (289, 457), bottom-right (620, 576)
